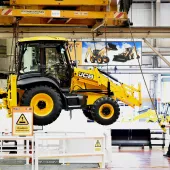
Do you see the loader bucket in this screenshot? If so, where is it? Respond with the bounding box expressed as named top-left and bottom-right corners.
top-left (107, 43), bottom-right (118, 51)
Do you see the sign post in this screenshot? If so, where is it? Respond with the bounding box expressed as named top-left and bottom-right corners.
top-left (12, 107), bottom-right (33, 136)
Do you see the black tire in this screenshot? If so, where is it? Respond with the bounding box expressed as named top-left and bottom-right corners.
top-left (82, 106), bottom-right (94, 120)
top-left (96, 56), bottom-right (103, 64)
top-left (91, 97), bottom-right (120, 125)
top-left (90, 56), bottom-right (95, 63)
top-left (20, 85), bottom-right (62, 126)
top-left (103, 56), bottom-right (110, 63)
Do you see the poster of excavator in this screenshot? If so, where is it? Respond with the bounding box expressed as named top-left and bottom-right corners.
top-left (82, 41), bottom-right (142, 66)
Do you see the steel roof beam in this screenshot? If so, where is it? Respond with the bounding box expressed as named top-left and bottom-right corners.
top-left (143, 38), bottom-right (170, 67)
top-left (0, 27), bottom-right (170, 39)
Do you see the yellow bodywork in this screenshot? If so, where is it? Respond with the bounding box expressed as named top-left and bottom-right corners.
top-left (0, 75), bottom-right (17, 117)
top-left (18, 36), bottom-right (67, 42)
top-left (10, 0), bottom-right (110, 6)
top-left (70, 67), bottom-right (142, 107)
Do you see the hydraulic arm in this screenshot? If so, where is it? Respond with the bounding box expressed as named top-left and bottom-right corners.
top-left (70, 67), bottom-right (142, 108)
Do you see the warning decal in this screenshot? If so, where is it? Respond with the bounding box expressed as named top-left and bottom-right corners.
top-left (21, 10), bottom-right (45, 15)
top-left (16, 114), bottom-right (29, 125)
top-left (1, 9), bottom-right (12, 16)
top-left (94, 139), bottom-right (102, 152)
top-left (12, 107), bottom-right (33, 136)
top-left (95, 140), bottom-right (101, 147)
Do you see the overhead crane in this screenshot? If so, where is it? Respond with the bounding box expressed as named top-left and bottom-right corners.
top-left (0, 26), bottom-right (170, 39)
top-left (0, 0), bottom-right (129, 28)
top-left (0, 9), bottom-right (127, 20)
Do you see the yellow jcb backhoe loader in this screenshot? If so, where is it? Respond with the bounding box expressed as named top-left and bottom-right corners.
top-left (0, 36), bottom-right (142, 126)
top-left (84, 43), bottom-right (118, 64)
top-left (113, 46), bottom-right (140, 62)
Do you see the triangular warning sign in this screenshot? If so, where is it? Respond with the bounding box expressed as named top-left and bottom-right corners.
top-left (16, 114), bottom-right (29, 125)
top-left (95, 140), bottom-right (101, 147)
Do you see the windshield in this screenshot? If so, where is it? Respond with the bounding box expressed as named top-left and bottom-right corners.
top-left (46, 47), bottom-right (67, 69)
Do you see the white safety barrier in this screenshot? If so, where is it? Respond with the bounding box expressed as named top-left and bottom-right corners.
top-left (0, 135), bottom-right (34, 170)
top-left (0, 130), bottom-right (112, 170)
top-left (34, 134), bottom-right (106, 170)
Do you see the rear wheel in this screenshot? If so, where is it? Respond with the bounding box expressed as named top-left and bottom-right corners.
top-left (20, 85), bottom-right (62, 126)
top-left (103, 56), bottom-right (110, 63)
top-left (91, 97), bottom-right (120, 125)
top-left (82, 106), bottom-right (94, 120)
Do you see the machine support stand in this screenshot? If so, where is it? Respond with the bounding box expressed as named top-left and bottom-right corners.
top-left (107, 81), bottom-right (111, 97)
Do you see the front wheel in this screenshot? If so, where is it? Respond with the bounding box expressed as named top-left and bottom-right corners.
top-left (20, 85), bottom-right (62, 126)
top-left (90, 56), bottom-right (95, 63)
top-left (91, 97), bottom-right (120, 125)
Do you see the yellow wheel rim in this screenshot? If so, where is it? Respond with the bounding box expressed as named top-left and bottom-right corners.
top-left (30, 93), bottom-right (54, 117)
top-left (98, 58), bottom-right (101, 62)
top-left (99, 104), bottom-right (114, 119)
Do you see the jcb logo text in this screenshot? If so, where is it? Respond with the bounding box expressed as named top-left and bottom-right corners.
top-left (78, 72), bottom-right (94, 79)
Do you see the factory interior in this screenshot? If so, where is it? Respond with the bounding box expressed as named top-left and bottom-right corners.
top-left (0, 0), bottom-right (170, 170)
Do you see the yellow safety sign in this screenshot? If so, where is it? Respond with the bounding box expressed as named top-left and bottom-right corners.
top-left (95, 140), bottom-right (101, 147)
top-left (16, 114), bottom-right (29, 125)
top-left (94, 139), bottom-right (102, 151)
top-left (12, 107), bottom-right (33, 136)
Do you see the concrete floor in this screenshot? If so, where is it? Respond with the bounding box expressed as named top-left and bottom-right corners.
top-left (0, 165), bottom-right (99, 170)
top-left (0, 147), bottom-right (170, 170)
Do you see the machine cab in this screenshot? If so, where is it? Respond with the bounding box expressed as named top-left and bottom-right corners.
top-left (17, 36), bottom-right (73, 88)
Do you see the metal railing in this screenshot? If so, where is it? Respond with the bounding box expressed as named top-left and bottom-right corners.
top-left (0, 135), bottom-right (34, 169)
top-left (0, 131), bottom-right (110, 170)
top-left (34, 134), bottom-right (106, 170)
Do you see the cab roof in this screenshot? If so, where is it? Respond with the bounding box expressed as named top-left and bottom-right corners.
top-left (18, 36), bottom-right (67, 42)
